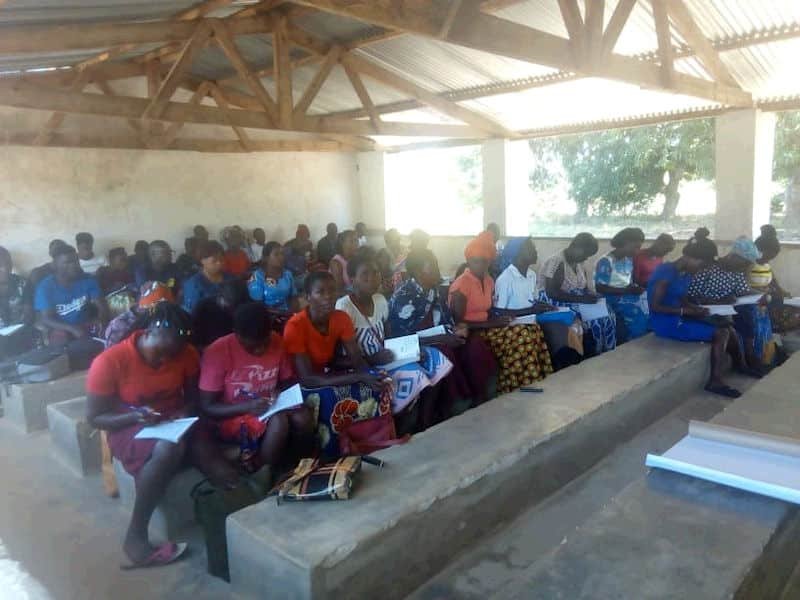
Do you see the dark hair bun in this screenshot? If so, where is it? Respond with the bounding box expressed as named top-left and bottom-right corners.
top-left (760, 224), bottom-right (777, 240)
top-left (693, 227), bottom-right (710, 241)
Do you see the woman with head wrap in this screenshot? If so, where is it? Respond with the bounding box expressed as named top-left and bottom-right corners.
top-left (450, 233), bottom-right (552, 394)
top-left (687, 234), bottom-right (773, 369)
top-left (494, 237), bottom-right (584, 371)
top-left (595, 228), bottom-right (648, 343)
top-left (539, 233), bottom-right (617, 356)
top-left (752, 225), bottom-right (799, 333)
top-left (648, 228), bottom-right (755, 398)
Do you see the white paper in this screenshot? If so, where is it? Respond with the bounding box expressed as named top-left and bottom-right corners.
top-left (701, 304), bottom-right (738, 316)
top-left (734, 294), bottom-right (764, 306)
top-left (0, 324), bottom-right (24, 336)
top-left (259, 384), bottom-right (304, 422)
top-left (510, 314), bottom-right (537, 326)
top-left (135, 417), bottom-right (198, 444)
top-left (380, 335), bottom-right (421, 370)
top-left (784, 298), bottom-right (800, 308)
top-left (576, 298), bottom-right (609, 321)
top-left (416, 325), bottom-right (447, 339)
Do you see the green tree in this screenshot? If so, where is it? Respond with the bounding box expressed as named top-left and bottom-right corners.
top-left (529, 118), bottom-right (715, 219)
top-left (773, 111), bottom-right (800, 227)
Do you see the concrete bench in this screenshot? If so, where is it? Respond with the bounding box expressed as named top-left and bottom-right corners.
top-left (4, 370), bottom-right (88, 433)
top-left (493, 354), bottom-right (800, 600)
top-left (227, 335), bottom-right (714, 600)
top-left (47, 396), bottom-right (100, 476)
top-left (114, 459), bottom-right (205, 541)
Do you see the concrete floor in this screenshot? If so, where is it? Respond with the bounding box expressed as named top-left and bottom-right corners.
top-left (0, 420), bottom-right (235, 600)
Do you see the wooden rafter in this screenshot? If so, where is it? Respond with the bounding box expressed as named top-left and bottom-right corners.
top-left (342, 52), bottom-right (513, 138)
top-left (0, 81), bottom-right (483, 138)
top-left (154, 81), bottom-right (211, 149)
top-left (208, 84), bottom-right (254, 151)
top-left (95, 80), bottom-right (148, 142)
top-left (273, 16), bottom-right (294, 128)
top-left (584, 0), bottom-right (605, 66)
top-left (292, 45), bottom-right (342, 119)
top-left (557, 0), bottom-right (583, 46)
top-left (652, 0), bottom-right (675, 89)
top-left (210, 18), bottom-right (278, 124)
top-left (666, 0), bottom-right (740, 87)
top-left (32, 70), bottom-right (91, 146)
top-left (142, 22), bottom-right (212, 120)
top-left (342, 62), bottom-right (382, 133)
top-left (601, 0), bottom-right (637, 57)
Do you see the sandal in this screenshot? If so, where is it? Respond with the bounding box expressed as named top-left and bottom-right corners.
top-left (704, 384), bottom-right (742, 399)
top-left (120, 541), bottom-right (188, 571)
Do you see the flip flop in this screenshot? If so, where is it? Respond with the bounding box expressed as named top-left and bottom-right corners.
top-left (704, 384), bottom-right (742, 399)
top-left (120, 541), bottom-right (188, 571)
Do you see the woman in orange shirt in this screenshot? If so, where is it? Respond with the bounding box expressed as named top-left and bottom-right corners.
top-left (283, 271), bottom-right (391, 456)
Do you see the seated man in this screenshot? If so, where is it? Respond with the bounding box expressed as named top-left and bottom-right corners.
top-left (29, 239), bottom-right (69, 290)
top-left (199, 303), bottom-right (314, 471)
top-left (76, 232), bottom-right (108, 275)
top-left (134, 240), bottom-right (181, 295)
top-left (0, 246), bottom-right (36, 361)
top-left (34, 244), bottom-right (108, 348)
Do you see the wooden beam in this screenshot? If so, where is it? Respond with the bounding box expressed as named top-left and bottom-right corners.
top-left (154, 81), bottom-right (211, 149)
top-left (652, 0), bottom-right (675, 89)
top-left (293, 45), bottom-right (342, 118)
top-left (273, 16), bottom-right (294, 128)
top-left (142, 22), bottom-right (212, 120)
top-left (341, 52), bottom-right (515, 137)
top-left (95, 80), bottom-right (148, 142)
top-left (175, 0), bottom-right (237, 20)
top-left (666, 0), bottom-right (740, 87)
top-left (32, 70), bottom-right (91, 146)
top-left (601, 0), bottom-right (637, 57)
top-left (210, 18), bottom-right (278, 124)
top-left (0, 15), bottom-right (273, 54)
top-left (557, 0), bottom-right (584, 46)
top-left (439, 0), bottom-right (465, 39)
top-left (584, 0), bottom-right (605, 65)
top-left (0, 81), bottom-right (483, 137)
top-left (208, 84), bottom-right (254, 151)
top-left (342, 62), bottom-right (382, 133)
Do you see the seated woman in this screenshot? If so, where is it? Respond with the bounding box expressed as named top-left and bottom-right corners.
top-left (389, 249), bottom-right (497, 415)
top-left (191, 280), bottom-right (249, 350)
top-left (283, 271), bottom-right (391, 457)
top-left (376, 228), bottom-right (408, 296)
top-left (687, 234), bottom-right (771, 370)
top-left (182, 241), bottom-right (230, 314)
top-left (336, 253), bottom-right (452, 431)
top-left (104, 281), bottom-right (175, 348)
top-left (199, 303), bottom-right (315, 471)
top-left (494, 237), bottom-right (584, 370)
top-left (0, 246), bottom-right (36, 360)
top-left (450, 232), bottom-right (551, 395)
top-left (284, 224), bottom-right (314, 289)
top-left (752, 225), bottom-right (799, 333)
top-left (175, 237), bottom-right (200, 283)
top-left (595, 228), bottom-right (648, 343)
top-left (540, 233), bottom-right (616, 356)
top-left (34, 244), bottom-right (109, 347)
top-left (222, 226), bottom-right (251, 278)
top-left (634, 233), bottom-right (675, 287)
top-left (248, 241), bottom-right (299, 317)
top-left (329, 230), bottom-right (358, 297)
top-left (134, 240), bottom-right (181, 296)
top-left (86, 302), bottom-right (237, 569)
top-left (98, 247), bottom-right (136, 319)
top-left (648, 229), bottom-right (755, 398)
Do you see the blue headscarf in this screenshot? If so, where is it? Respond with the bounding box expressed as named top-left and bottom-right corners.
top-left (498, 237), bottom-right (529, 273)
top-left (730, 236), bottom-right (761, 263)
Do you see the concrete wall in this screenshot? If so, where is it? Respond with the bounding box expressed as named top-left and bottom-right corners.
top-left (0, 146), bottom-right (361, 272)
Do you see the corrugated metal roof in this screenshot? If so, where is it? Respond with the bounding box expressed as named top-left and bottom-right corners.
top-left (0, 0), bottom-right (798, 145)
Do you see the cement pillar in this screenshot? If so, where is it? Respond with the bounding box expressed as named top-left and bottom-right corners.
top-left (356, 151), bottom-right (386, 233)
top-left (481, 139), bottom-right (510, 235)
top-left (715, 109), bottom-right (776, 240)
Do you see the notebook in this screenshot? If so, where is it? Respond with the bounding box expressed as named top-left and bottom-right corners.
top-left (734, 294), bottom-right (764, 305)
top-left (379, 335), bottom-right (421, 370)
top-left (701, 305), bottom-right (738, 316)
top-left (259, 384), bottom-right (304, 422)
top-left (416, 325), bottom-right (448, 339)
top-left (134, 417), bottom-right (198, 444)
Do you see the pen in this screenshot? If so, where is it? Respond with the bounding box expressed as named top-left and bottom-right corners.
top-left (520, 387), bottom-right (544, 393)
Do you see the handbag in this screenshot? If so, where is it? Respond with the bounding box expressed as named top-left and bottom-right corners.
top-left (272, 455), bottom-right (383, 504)
top-left (191, 466), bottom-right (273, 581)
top-left (338, 413), bottom-right (410, 456)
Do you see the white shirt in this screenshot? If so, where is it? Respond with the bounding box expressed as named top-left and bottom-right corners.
top-left (248, 242), bottom-right (263, 263)
top-left (79, 255), bottom-right (108, 275)
top-left (494, 264), bottom-right (537, 310)
top-left (335, 294), bottom-right (388, 357)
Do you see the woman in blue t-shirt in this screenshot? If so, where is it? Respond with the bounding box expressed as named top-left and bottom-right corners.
top-left (248, 241), bottom-right (298, 315)
top-left (647, 228), bottom-right (755, 399)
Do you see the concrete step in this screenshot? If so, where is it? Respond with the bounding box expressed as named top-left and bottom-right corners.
top-left (226, 335), bottom-right (714, 600)
top-left (416, 356), bottom-right (800, 600)
top-left (114, 460), bottom-right (206, 541)
top-left (3, 370), bottom-right (88, 433)
top-left (47, 396), bottom-right (100, 476)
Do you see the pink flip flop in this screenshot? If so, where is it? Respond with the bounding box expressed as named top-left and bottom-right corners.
top-left (120, 541), bottom-right (188, 571)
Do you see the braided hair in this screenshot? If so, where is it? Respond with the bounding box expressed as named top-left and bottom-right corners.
top-left (682, 227), bottom-right (718, 262)
top-left (126, 301), bottom-right (193, 341)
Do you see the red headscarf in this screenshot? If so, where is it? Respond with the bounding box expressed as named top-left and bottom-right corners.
top-left (138, 281), bottom-right (175, 307)
top-left (464, 231), bottom-right (497, 261)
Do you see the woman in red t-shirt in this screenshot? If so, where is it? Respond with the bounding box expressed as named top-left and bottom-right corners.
top-left (198, 303), bottom-right (315, 469)
top-left (283, 271), bottom-right (390, 456)
top-left (87, 302), bottom-right (236, 569)
top-left (223, 226), bottom-right (252, 278)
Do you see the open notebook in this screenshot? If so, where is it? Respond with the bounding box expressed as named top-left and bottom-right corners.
top-left (135, 417), bottom-right (199, 444)
top-left (259, 384), bottom-right (304, 422)
top-left (379, 335), bottom-right (421, 371)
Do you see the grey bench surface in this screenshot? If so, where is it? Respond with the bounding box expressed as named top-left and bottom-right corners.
top-left (47, 396), bottom-right (100, 476)
top-left (228, 336), bottom-right (712, 600)
top-left (4, 370), bottom-right (88, 433)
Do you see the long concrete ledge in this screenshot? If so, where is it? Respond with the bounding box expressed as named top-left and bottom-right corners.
top-left (47, 396), bottom-right (100, 476)
top-left (228, 336), bottom-right (713, 600)
top-left (496, 354), bottom-right (800, 600)
top-left (3, 371), bottom-right (88, 433)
